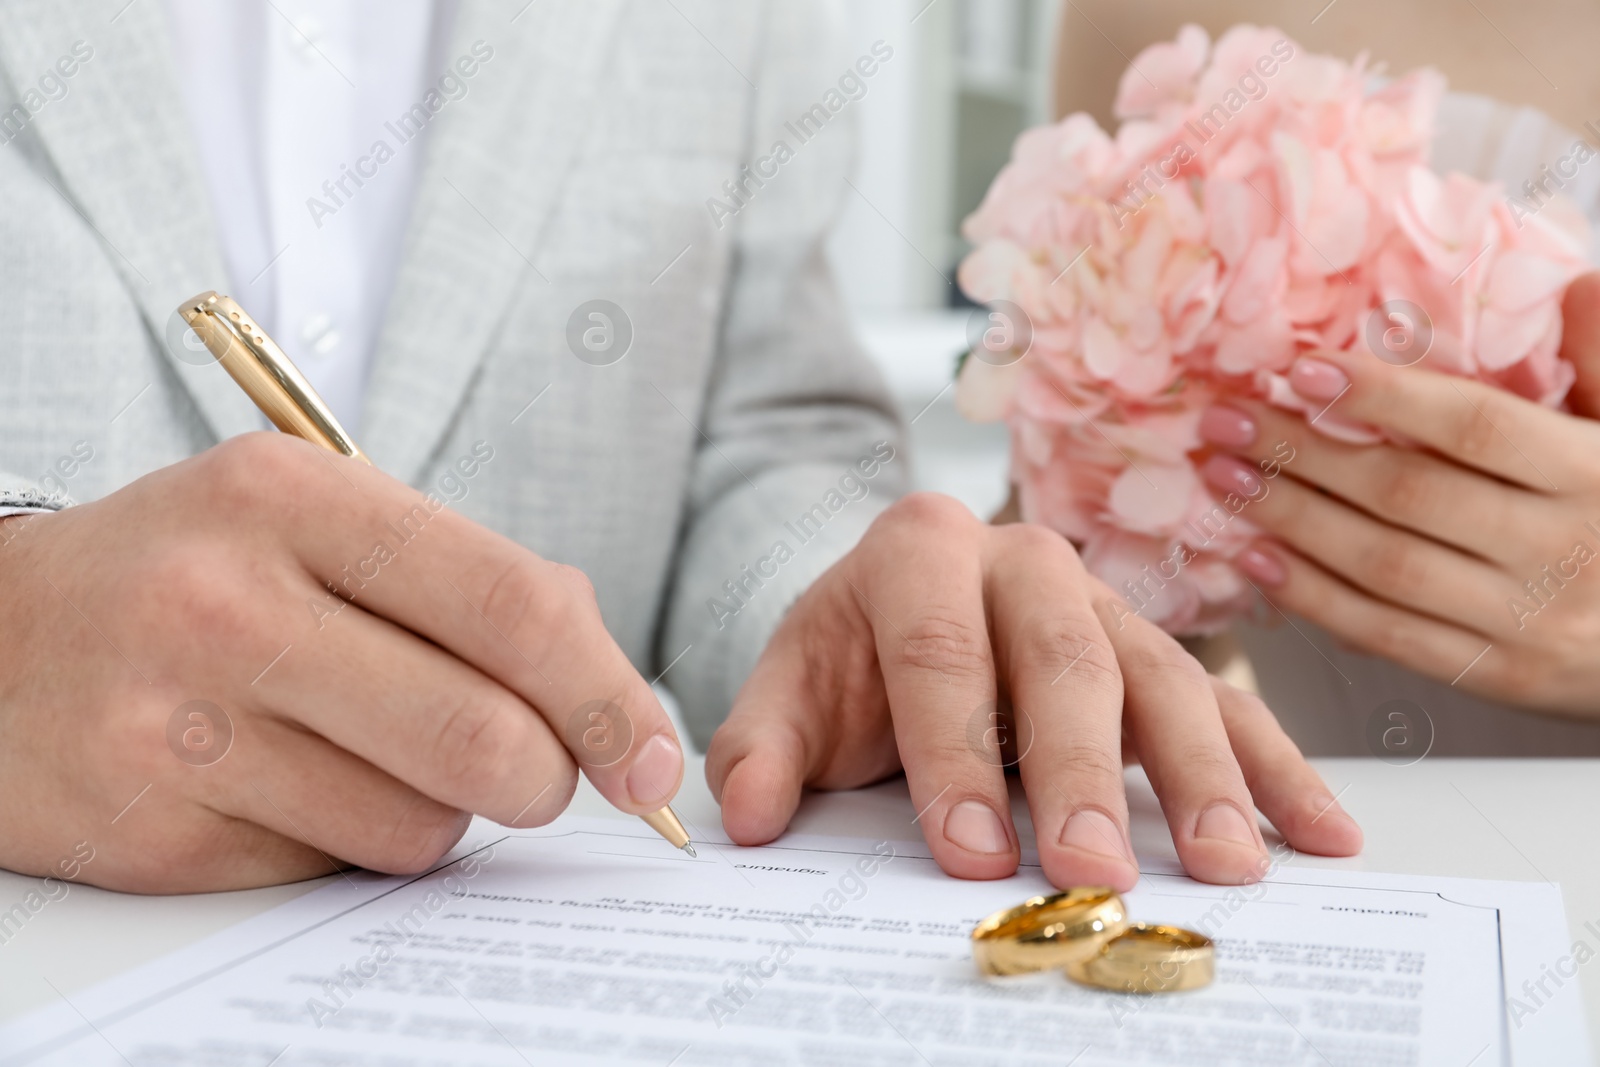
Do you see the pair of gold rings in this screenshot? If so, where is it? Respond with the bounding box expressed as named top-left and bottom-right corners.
top-left (971, 887), bottom-right (1213, 993)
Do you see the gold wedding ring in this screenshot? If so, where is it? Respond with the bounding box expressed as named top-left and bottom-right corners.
top-left (970, 887), bottom-right (1129, 975)
top-left (1065, 922), bottom-right (1215, 993)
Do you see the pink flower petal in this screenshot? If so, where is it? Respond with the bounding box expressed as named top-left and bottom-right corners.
top-left (1478, 302), bottom-right (1557, 370)
top-left (1485, 251), bottom-right (1574, 313)
top-left (1082, 316), bottom-right (1128, 379)
top-left (1222, 236), bottom-right (1288, 324)
top-left (1080, 530), bottom-right (1204, 632)
top-left (1108, 463), bottom-right (1198, 534)
top-left (1214, 309), bottom-right (1295, 373)
top-left (1115, 24), bottom-right (1209, 119)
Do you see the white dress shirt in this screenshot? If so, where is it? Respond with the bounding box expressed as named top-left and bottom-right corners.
top-left (164, 0), bottom-right (447, 437)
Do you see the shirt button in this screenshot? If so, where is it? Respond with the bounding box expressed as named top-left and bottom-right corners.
top-left (300, 313), bottom-right (340, 356)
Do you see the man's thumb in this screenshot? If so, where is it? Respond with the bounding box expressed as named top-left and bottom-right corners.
top-left (1561, 272), bottom-right (1600, 419)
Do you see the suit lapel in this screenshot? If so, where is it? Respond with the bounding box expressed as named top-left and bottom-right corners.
top-left (360, 0), bottom-right (625, 484)
top-left (0, 0), bottom-right (626, 471)
top-left (0, 0), bottom-right (261, 443)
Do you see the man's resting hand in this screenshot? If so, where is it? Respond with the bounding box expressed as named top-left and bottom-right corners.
top-left (709, 493), bottom-right (1362, 889)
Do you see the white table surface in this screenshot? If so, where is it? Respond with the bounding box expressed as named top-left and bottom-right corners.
top-left (2, 757), bottom-right (1596, 1045)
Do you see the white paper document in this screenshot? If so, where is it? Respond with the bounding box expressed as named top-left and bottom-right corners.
top-left (0, 816), bottom-right (1587, 1066)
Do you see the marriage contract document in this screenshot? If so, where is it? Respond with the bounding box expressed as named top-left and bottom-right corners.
top-left (0, 816), bottom-right (1586, 1066)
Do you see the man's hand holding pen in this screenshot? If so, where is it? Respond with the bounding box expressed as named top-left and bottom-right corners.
top-left (0, 432), bottom-right (686, 891)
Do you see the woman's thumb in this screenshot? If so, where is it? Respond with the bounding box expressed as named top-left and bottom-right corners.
top-left (1561, 272), bottom-right (1600, 419)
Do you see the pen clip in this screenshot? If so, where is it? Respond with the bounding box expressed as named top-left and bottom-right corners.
top-left (178, 291), bottom-right (369, 464)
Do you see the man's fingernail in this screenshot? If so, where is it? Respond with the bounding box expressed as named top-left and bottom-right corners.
top-left (1201, 454), bottom-right (1263, 498)
top-left (944, 799), bottom-right (1010, 855)
top-left (1237, 545), bottom-right (1287, 586)
top-left (1059, 810), bottom-right (1134, 863)
top-left (1311, 793), bottom-right (1353, 825)
top-left (1290, 357), bottom-right (1350, 401)
top-left (1195, 803), bottom-right (1261, 849)
top-left (1199, 405), bottom-right (1258, 449)
top-left (626, 734), bottom-right (682, 807)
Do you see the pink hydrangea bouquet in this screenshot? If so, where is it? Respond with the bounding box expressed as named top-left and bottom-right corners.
top-left (955, 23), bottom-right (1591, 634)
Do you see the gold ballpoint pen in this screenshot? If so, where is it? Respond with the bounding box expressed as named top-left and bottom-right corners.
top-left (178, 290), bottom-right (696, 858)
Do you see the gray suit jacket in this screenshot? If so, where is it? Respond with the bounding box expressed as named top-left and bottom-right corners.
top-left (0, 0), bottom-right (905, 747)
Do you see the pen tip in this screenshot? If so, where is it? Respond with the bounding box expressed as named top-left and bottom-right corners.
top-left (682, 843), bottom-right (697, 858)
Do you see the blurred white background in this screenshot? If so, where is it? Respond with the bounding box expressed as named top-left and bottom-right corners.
top-left (824, 0), bottom-right (1063, 519)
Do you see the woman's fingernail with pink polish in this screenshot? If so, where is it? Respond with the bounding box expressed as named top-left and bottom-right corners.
top-left (1238, 546), bottom-right (1287, 586)
top-left (1199, 405), bottom-right (1258, 449)
top-left (1201, 454), bottom-right (1263, 498)
top-left (1290, 357), bottom-right (1350, 401)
